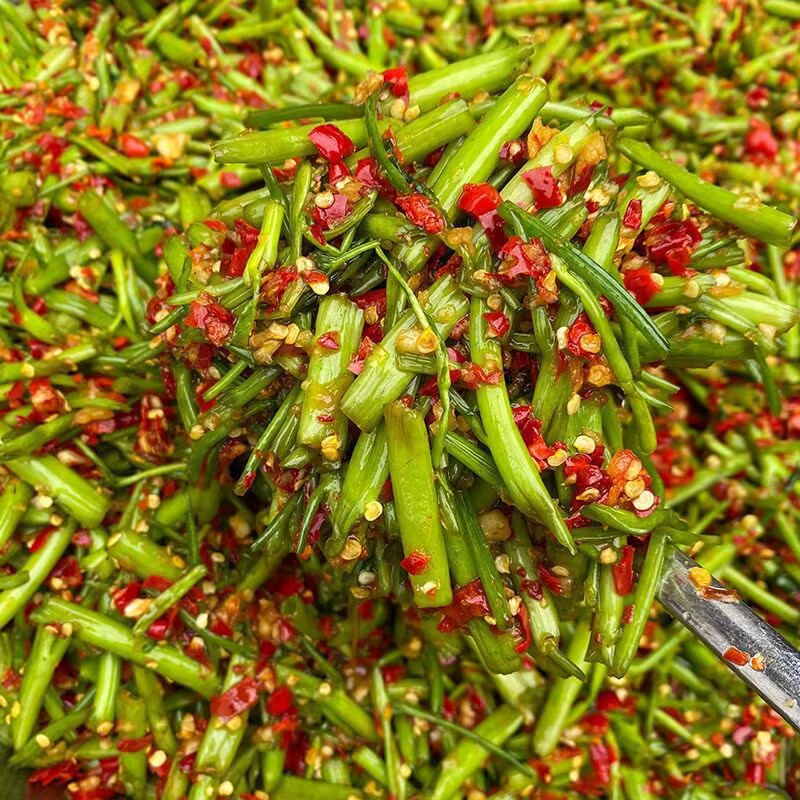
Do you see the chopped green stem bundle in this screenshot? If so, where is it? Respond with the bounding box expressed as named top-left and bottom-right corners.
top-left (0, 3), bottom-right (798, 798)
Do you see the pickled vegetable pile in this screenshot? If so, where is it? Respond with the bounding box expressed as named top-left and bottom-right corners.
top-left (0, 2), bottom-right (799, 799)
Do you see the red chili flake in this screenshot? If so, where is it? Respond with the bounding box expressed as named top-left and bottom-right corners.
top-left (538, 565), bottom-right (571, 596)
top-left (568, 164), bottom-right (595, 197)
top-left (2, 667), bottom-right (21, 691)
top-left (382, 66), bottom-right (409, 103)
top-left (221, 218), bottom-right (260, 278)
top-left (29, 378), bottom-right (68, 416)
top-left (514, 602), bottom-right (532, 653)
top-left (723, 646), bottom-right (750, 666)
top-left (266, 685), bottom-right (294, 716)
top-left (496, 236), bottom-right (551, 286)
top-left (7, 381), bottom-right (25, 409)
top-left (135, 393), bottom-right (172, 460)
top-left (220, 171), bottom-right (243, 189)
top-left (566, 312), bottom-right (601, 358)
top-left (745, 762), bottom-right (766, 786)
top-left (523, 165), bottom-right (563, 209)
top-left (622, 198), bottom-right (642, 229)
top-left (512, 405), bottom-right (565, 469)
top-left (49, 556), bottom-right (84, 589)
top-left (745, 86), bottom-right (770, 110)
top-left (381, 664), bottom-right (405, 684)
top-left (238, 52), bottom-right (265, 79)
top-left (308, 124), bottom-right (357, 161)
top-left (142, 575), bottom-right (172, 593)
top-left (743, 119), bottom-right (778, 161)
top-left (437, 578), bottom-right (491, 633)
top-left (210, 675), bottom-right (260, 721)
top-left (589, 741), bottom-right (616, 786)
top-left (328, 159), bottom-right (350, 183)
top-left (118, 133), bottom-right (150, 158)
top-left (520, 579), bottom-right (543, 601)
top-left (458, 183), bottom-right (502, 217)
top-left (354, 157), bottom-right (394, 198)
top-left (111, 582), bottom-right (142, 614)
top-left (612, 546), bottom-right (635, 596)
top-left (621, 604), bottom-right (635, 624)
top-left (499, 138), bottom-right (527, 164)
top-left (582, 712), bottom-right (609, 735)
top-left (185, 293), bottom-right (235, 346)
top-left (400, 550), bottom-right (430, 575)
top-left (71, 530), bottom-right (92, 548)
top-left (623, 267), bottom-right (661, 306)
top-left (395, 193), bottom-right (446, 233)
top-left (644, 219), bottom-right (701, 277)
top-left (352, 287), bottom-right (387, 319)
top-left (146, 605), bottom-right (180, 641)
top-left (118, 734), bottom-right (153, 753)
top-left (458, 362), bottom-right (502, 389)
top-left (317, 331), bottom-right (340, 350)
top-left (594, 692), bottom-right (631, 716)
top-left (482, 310), bottom-right (510, 338)
top-left (312, 193), bottom-right (350, 230)
top-left (28, 762), bottom-right (81, 786)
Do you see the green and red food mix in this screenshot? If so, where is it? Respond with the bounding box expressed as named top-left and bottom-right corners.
top-left (0, 1), bottom-right (799, 799)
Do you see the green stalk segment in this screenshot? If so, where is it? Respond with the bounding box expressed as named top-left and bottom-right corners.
top-left (298, 294), bottom-right (364, 451)
top-left (385, 401), bottom-right (452, 608)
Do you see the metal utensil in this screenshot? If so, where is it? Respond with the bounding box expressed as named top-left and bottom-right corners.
top-left (658, 546), bottom-right (800, 731)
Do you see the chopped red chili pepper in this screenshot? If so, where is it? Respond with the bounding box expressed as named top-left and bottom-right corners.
top-left (612, 546), bottom-right (635, 596)
top-left (523, 165), bottom-right (563, 209)
top-left (317, 331), bottom-right (340, 350)
top-left (482, 310), bottom-right (510, 338)
top-left (458, 182), bottom-right (502, 217)
top-left (643, 218), bottom-right (701, 277)
top-left (118, 734), bottom-right (153, 753)
top-left (437, 578), bottom-right (491, 633)
top-left (588, 741), bottom-right (616, 787)
top-left (221, 218), bottom-right (260, 278)
top-left (566, 312), bottom-right (601, 358)
top-left (743, 119), bottom-right (778, 161)
top-left (118, 133), bottom-right (150, 158)
top-left (382, 66), bottom-right (409, 103)
top-left (312, 193), bottom-right (350, 230)
top-left (499, 138), bottom-right (527, 164)
top-left (623, 267), bottom-right (661, 305)
top-left (400, 550), bottom-right (430, 575)
top-left (622, 198), bottom-right (643, 229)
top-left (266, 685), bottom-right (294, 716)
top-left (185, 293), bottom-right (236, 346)
top-left (395, 193), bottom-right (446, 233)
top-left (308, 124), bottom-right (357, 161)
top-left (209, 675), bottom-right (260, 720)
top-left (496, 236), bottom-right (551, 286)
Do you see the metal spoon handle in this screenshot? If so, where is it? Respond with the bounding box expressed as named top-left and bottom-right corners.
top-left (657, 546), bottom-right (800, 731)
